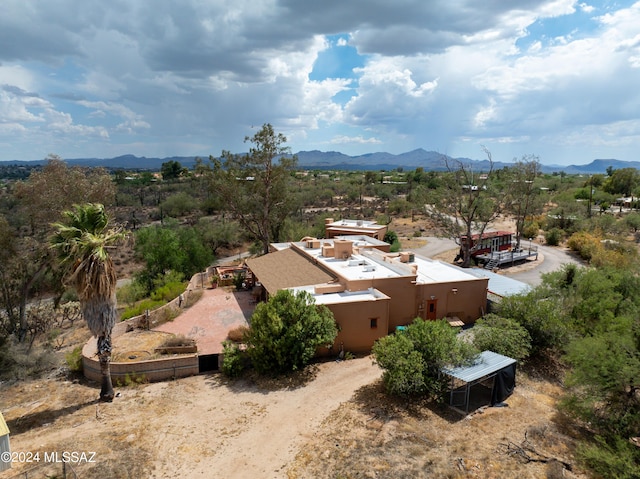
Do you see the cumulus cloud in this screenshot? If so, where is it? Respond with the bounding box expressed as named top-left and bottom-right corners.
top-left (0, 0), bottom-right (638, 163)
top-left (330, 135), bottom-right (382, 145)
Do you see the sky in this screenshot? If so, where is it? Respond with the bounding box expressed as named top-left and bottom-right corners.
top-left (1, 1), bottom-right (640, 166)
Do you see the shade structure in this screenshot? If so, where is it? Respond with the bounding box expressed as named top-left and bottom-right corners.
top-left (443, 351), bottom-right (517, 414)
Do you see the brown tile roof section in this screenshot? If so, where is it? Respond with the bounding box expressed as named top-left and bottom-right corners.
top-left (246, 248), bottom-right (335, 295)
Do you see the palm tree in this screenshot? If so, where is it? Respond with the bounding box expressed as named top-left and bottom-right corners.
top-left (50, 203), bottom-right (125, 401)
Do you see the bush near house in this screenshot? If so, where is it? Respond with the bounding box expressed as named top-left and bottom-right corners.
top-left (373, 319), bottom-right (477, 397)
top-left (471, 314), bottom-right (532, 361)
top-left (244, 290), bottom-right (337, 375)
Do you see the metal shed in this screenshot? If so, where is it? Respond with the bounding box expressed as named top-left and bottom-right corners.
top-left (0, 411), bottom-right (10, 472)
top-left (443, 351), bottom-right (517, 414)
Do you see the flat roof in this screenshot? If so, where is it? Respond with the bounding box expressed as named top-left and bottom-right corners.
top-left (334, 235), bottom-right (388, 246)
top-left (326, 219), bottom-right (382, 228)
top-left (293, 243), bottom-right (407, 281)
top-left (461, 268), bottom-right (531, 297)
top-left (290, 241), bottom-right (485, 284)
top-left (290, 286), bottom-right (390, 305)
top-left (444, 350), bottom-right (516, 383)
top-left (412, 256), bottom-right (486, 284)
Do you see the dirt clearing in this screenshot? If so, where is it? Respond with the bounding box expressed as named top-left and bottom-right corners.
top-left (0, 355), bottom-right (587, 479)
top-left (1, 357), bottom-right (380, 479)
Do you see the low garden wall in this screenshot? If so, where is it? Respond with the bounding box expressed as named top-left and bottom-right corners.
top-left (81, 271), bottom-right (208, 384)
top-left (82, 338), bottom-right (199, 383)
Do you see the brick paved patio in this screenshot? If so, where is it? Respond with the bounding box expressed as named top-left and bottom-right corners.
top-left (154, 287), bottom-right (255, 355)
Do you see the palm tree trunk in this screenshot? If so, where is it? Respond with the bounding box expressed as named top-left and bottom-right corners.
top-left (97, 334), bottom-right (114, 401)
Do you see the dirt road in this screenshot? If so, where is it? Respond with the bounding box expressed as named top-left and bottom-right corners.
top-left (2, 357), bottom-right (382, 479)
top-left (148, 357), bottom-right (381, 479)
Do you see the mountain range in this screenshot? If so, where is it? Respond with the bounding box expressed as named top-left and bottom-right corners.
top-left (2, 149), bottom-right (639, 174)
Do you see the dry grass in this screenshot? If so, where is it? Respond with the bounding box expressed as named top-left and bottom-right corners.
top-left (0, 358), bottom-right (589, 479)
top-left (288, 375), bottom-right (587, 479)
top-left (110, 330), bottom-right (174, 362)
top-left (158, 334), bottom-right (195, 348)
top-left (227, 325), bottom-right (249, 343)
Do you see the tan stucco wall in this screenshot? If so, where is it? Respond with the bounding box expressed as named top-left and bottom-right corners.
top-left (340, 275), bottom-right (488, 331)
top-left (82, 342), bottom-right (199, 383)
top-left (326, 297), bottom-right (390, 353)
top-left (413, 279), bottom-right (488, 324)
top-left (353, 277), bottom-right (418, 332)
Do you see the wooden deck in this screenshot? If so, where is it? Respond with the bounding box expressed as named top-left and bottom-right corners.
top-left (476, 247), bottom-right (538, 269)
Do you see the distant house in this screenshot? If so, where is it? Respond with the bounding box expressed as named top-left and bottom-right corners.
top-left (0, 411), bottom-right (10, 472)
top-left (324, 218), bottom-right (388, 241)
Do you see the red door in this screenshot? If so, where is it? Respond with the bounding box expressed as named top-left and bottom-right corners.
top-left (426, 299), bottom-right (437, 320)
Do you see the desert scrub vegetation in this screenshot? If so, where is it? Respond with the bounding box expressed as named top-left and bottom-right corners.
top-left (119, 272), bottom-right (188, 320)
top-left (470, 314), bottom-right (532, 361)
top-left (65, 345), bottom-right (84, 372)
top-left (114, 372), bottom-right (147, 387)
top-left (226, 325), bottom-right (249, 343)
top-left (158, 334), bottom-right (195, 348)
top-left (372, 319), bottom-right (477, 397)
top-left (221, 340), bottom-right (245, 378)
top-left (0, 339), bottom-right (59, 381)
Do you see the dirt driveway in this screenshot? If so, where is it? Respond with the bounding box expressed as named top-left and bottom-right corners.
top-left (1, 357), bottom-right (382, 479)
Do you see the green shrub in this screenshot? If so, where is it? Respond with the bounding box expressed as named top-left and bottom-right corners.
top-left (221, 341), bottom-right (245, 378)
top-left (577, 436), bottom-right (640, 479)
top-left (544, 228), bottom-right (562, 246)
top-left (65, 346), bottom-right (84, 372)
top-left (384, 230), bottom-right (398, 245)
top-left (121, 298), bottom-right (165, 320)
top-left (373, 319), bottom-right (478, 397)
top-left (233, 273), bottom-right (245, 291)
top-left (567, 231), bottom-right (601, 261)
top-left (522, 221), bottom-right (539, 240)
top-left (116, 280), bottom-right (147, 306)
top-left (245, 290), bottom-right (338, 375)
top-left (151, 280), bottom-right (186, 302)
top-left (471, 314), bottom-right (532, 360)
top-left (496, 294), bottom-right (568, 354)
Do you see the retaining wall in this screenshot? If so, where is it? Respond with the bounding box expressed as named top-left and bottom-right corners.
top-left (82, 338), bottom-right (199, 383)
top-left (82, 271), bottom-right (209, 384)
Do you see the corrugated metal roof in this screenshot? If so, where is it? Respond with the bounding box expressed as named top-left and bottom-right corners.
top-left (462, 268), bottom-right (531, 297)
top-left (246, 248), bottom-right (335, 295)
top-left (0, 412), bottom-right (9, 436)
top-left (444, 350), bottom-right (516, 383)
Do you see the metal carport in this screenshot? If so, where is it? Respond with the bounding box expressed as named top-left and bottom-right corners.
top-left (443, 351), bottom-right (517, 414)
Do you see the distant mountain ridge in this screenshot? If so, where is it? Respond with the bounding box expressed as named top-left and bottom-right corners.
top-left (2, 149), bottom-right (639, 174)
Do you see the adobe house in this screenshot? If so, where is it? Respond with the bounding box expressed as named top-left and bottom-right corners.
top-left (246, 237), bottom-right (489, 353)
top-left (324, 218), bottom-right (388, 241)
